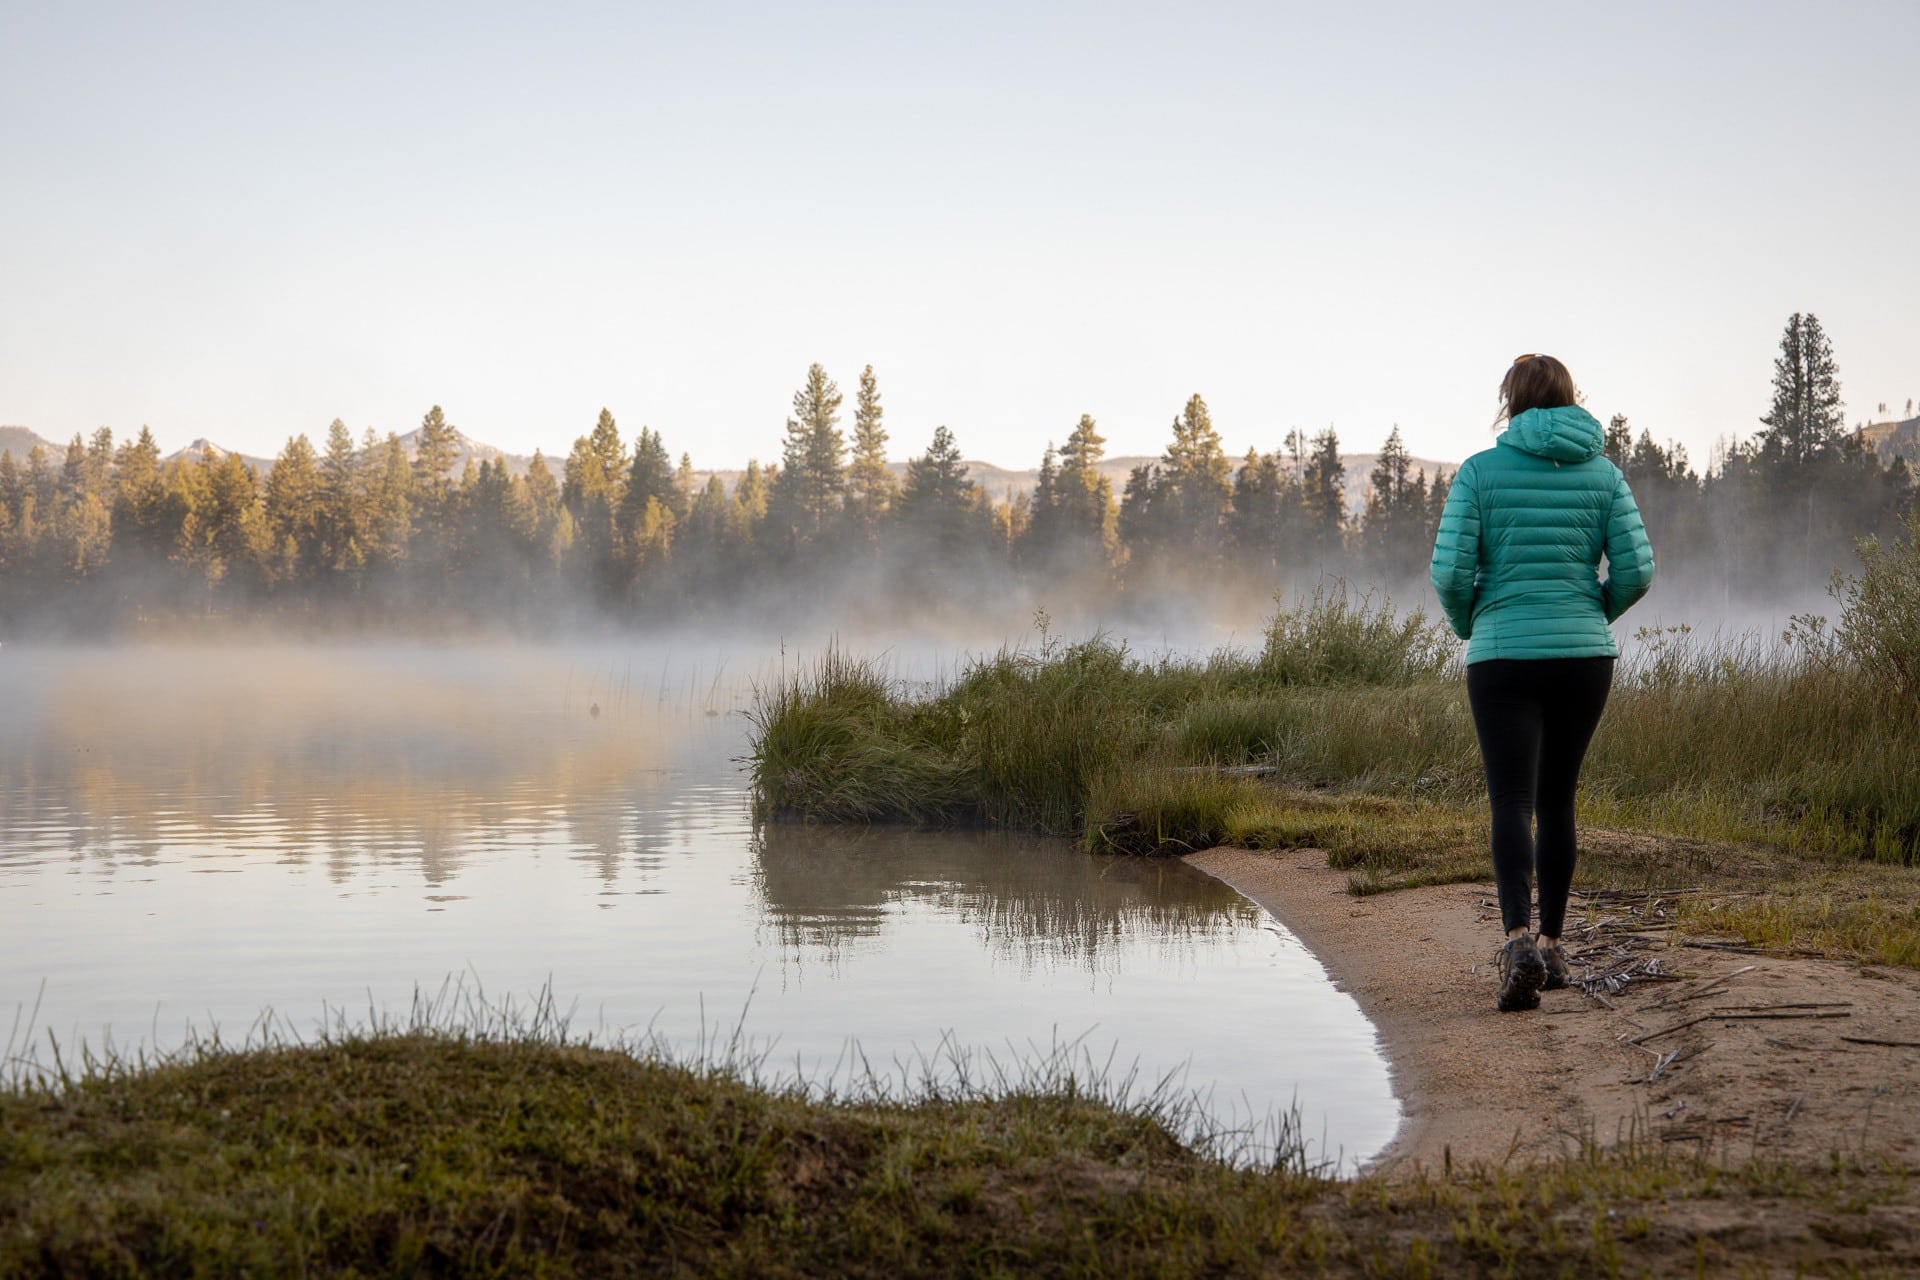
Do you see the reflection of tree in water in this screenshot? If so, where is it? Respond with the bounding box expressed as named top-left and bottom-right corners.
top-left (751, 820), bottom-right (1257, 973)
top-left (0, 652), bottom-right (721, 891)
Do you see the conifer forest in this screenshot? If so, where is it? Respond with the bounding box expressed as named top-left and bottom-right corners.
top-left (0, 315), bottom-right (1912, 633)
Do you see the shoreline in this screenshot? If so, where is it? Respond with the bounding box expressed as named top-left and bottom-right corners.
top-left (1183, 844), bottom-right (1920, 1176)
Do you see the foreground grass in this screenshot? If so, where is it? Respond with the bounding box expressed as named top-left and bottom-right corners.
top-left (4, 1032), bottom-right (1916, 1277)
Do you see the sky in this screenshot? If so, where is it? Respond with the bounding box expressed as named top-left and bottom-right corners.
top-left (3, 0), bottom-right (1917, 471)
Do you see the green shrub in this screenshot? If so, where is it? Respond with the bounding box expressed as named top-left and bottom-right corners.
top-left (1833, 510), bottom-right (1920, 709)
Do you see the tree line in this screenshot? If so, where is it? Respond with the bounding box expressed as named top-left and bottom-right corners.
top-left (0, 314), bottom-right (1911, 632)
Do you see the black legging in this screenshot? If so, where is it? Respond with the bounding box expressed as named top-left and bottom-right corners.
top-left (1465, 657), bottom-right (1614, 938)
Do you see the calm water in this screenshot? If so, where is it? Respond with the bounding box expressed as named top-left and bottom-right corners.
top-left (0, 641), bottom-right (1397, 1166)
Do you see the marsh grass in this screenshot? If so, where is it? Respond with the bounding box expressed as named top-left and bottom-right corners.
top-left (751, 592), bottom-right (1920, 867)
top-left (7, 991), bottom-right (1917, 1277)
top-left (750, 575), bottom-right (1920, 968)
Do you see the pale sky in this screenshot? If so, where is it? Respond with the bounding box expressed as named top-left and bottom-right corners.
top-left (3, 1), bottom-right (1916, 470)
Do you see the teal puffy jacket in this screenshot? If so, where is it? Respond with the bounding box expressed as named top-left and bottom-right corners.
top-left (1429, 405), bottom-right (1654, 663)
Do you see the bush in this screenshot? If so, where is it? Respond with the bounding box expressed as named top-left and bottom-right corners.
top-left (1834, 510), bottom-right (1920, 709)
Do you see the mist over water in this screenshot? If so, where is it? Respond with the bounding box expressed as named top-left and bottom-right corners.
top-left (0, 636), bottom-right (1398, 1167)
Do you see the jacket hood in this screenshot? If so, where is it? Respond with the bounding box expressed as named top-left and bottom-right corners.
top-left (1498, 405), bottom-right (1605, 463)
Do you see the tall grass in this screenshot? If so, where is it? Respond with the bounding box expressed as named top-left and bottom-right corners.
top-left (749, 573), bottom-right (1920, 865)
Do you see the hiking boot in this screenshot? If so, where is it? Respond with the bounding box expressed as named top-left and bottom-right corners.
top-left (1496, 935), bottom-right (1547, 1012)
top-left (1540, 941), bottom-right (1571, 991)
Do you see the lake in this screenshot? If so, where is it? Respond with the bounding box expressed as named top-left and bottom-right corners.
top-left (0, 639), bottom-right (1397, 1167)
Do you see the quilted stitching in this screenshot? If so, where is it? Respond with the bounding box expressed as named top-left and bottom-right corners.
top-left (1429, 407), bottom-right (1655, 663)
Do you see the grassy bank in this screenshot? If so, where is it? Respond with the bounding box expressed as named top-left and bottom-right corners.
top-left (749, 535), bottom-right (1920, 967)
top-left (6, 1028), bottom-right (1917, 1277)
top-left (749, 595), bottom-right (1920, 865)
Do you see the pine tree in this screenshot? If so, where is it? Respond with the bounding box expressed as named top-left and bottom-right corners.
top-left (61, 436), bottom-right (87, 500)
top-left (413, 405), bottom-right (461, 510)
top-left (619, 428), bottom-right (675, 530)
top-left (584, 408), bottom-right (630, 497)
top-left (673, 453), bottom-right (696, 522)
top-left (80, 428), bottom-right (114, 501)
top-left (1161, 394), bottom-right (1232, 563)
top-left (1229, 448), bottom-right (1287, 573)
top-left (1361, 426), bottom-right (1422, 579)
top-left (523, 451), bottom-right (564, 569)
top-left (111, 427), bottom-right (169, 560)
top-left (364, 433), bottom-right (414, 569)
top-left (846, 364), bottom-right (897, 537)
top-left (1302, 429), bottom-right (1346, 564)
top-left (54, 430), bottom-right (114, 583)
top-left (264, 434), bottom-right (323, 585)
top-left (771, 363), bottom-right (846, 548)
top-left (1604, 414), bottom-right (1633, 469)
top-left (318, 419), bottom-right (360, 574)
top-left (897, 426), bottom-right (986, 556)
top-left (1056, 414), bottom-right (1116, 560)
top-left (1758, 313), bottom-right (1845, 468)
top-left (562, 409), bottom-right (628, 594)
top-left (683, 475), bottom-right (732, 567)
top-left (1117, 463), bottom-right (1162, 566)
top-left (1021, 443), bottom-right (1061, 567)
top-left (176, 450), bottom-right (269, 604)
top-left (731, 459), bottom-right (770, 552)
top-left (617, 428), bottom-right (678, 586)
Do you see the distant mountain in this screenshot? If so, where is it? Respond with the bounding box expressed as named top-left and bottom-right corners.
top-left (4, 427), bottom-right (277, 475)
top-left (1860, 417), bottom-right (1920, 469)
top-left (0, 425), bottom-right (59, 463)
top-left (162, 438), bottom-right (276, 474)
top-left (394, 426), bottom-right (538, 480)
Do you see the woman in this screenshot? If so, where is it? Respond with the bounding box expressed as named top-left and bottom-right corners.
top-left (1430, 354), bottom-right (1654, 1012)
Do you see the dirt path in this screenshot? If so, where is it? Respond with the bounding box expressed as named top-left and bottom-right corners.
top-left (1185, 845), bottom-right (1920, 1176)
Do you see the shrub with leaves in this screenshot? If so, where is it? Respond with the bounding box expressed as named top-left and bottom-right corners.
top-left (1835, 511), bottom-right (1920, 708)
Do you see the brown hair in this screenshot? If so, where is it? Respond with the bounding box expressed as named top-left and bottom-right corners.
top-left (1498, 354), bottom-right (1577, 422)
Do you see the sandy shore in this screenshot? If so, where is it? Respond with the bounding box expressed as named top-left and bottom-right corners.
top-left (1185, 845), bottom-right (1920, 1176)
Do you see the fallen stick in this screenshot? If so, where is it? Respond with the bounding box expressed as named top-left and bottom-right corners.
top-left (1654, 964), bottom-right (1757, 1009)
top-left (1628, 1008), bottom-right (1851, 1045)
top-left (1839, 1035), bottom-right (1920, 1049)
top-left (1679, 939), bottom-right (1831, 960)
top-left (1711, 1010), bottom-right (1851, 1021)
top-left (1711, 1002), bottom-right (1853, 1013)
top-left (1628, 1013), bottom-right (1715, 1044)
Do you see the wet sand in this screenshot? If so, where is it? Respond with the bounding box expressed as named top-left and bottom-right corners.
top-left (1186, 845), bottom-right (1920, 1176)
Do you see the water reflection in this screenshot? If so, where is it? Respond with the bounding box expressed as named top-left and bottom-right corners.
top-left (754, 820), bottom-right (1257, 976)
top-left (0, 642), bottom-right (1397, 1166)
top-left (0, 644), bottom-right (734, 888)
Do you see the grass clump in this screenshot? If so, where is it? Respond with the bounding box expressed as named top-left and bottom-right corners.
top-left (750, 589), bottom-right (1458, 848)
top-left (747, 648), bottom-right (970, 824)
top-left (1256, 580), bottom-right (1457, 687)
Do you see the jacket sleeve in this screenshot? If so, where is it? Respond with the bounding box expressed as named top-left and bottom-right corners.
top-left (1429, 464), bottom-right (1480, 639)
top-left (1601, 473), bottom-right (1654, 622)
